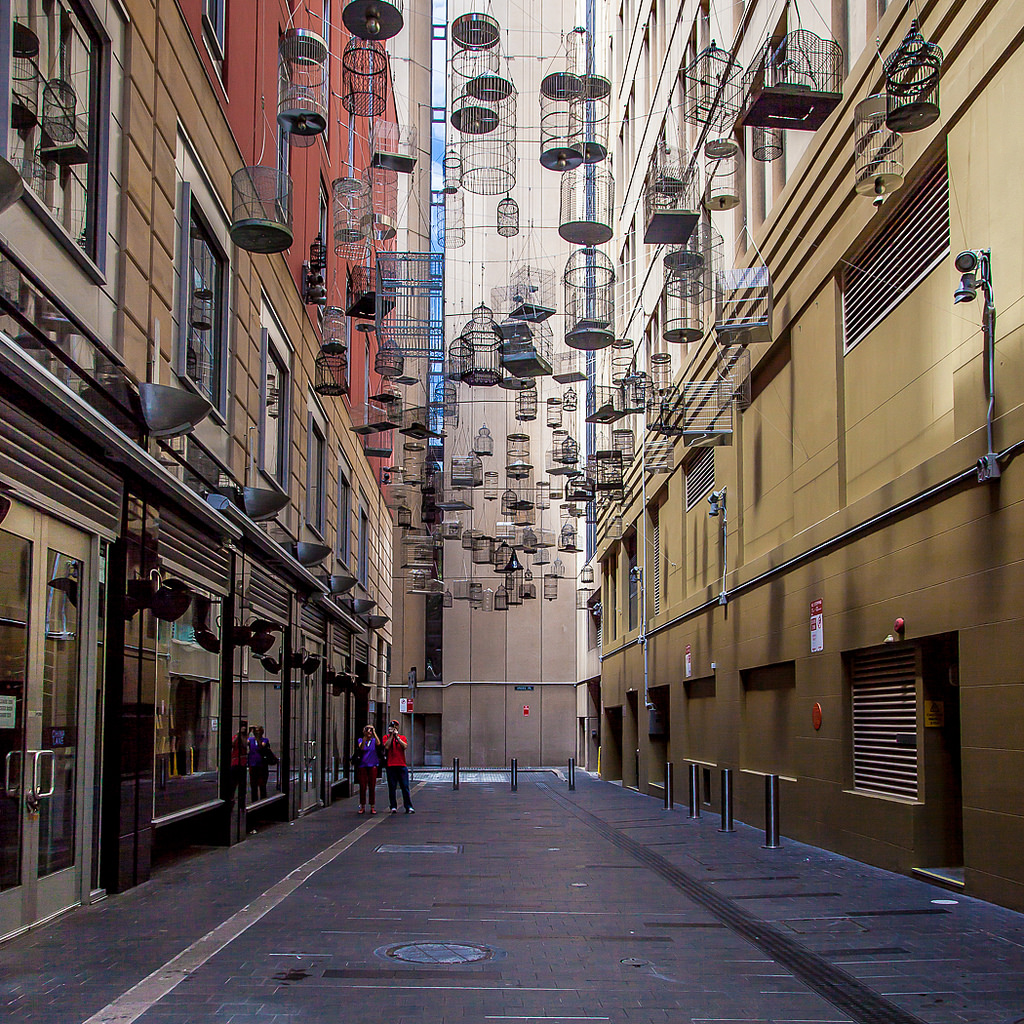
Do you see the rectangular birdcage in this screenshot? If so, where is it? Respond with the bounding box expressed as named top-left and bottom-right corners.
top-left (715, 266), bottom-right (772, 344)
top-left (499, 319), bottom-right (553, 378)
top-left (681, 378), bottom-right (734, 446)
top-left (586, 450), bottom-right (624, 491)
top-left (551, 347), bottom-right (586, 383)
top-left (586, 385), bottom-right (625, 424)
top-left (377, 251), bottom-right (445, 358)
top-left (450, 455), bottom-right (483, 488)
top-left (507, 264), bottom-right (556, 322)
top-left (347, 263), bottom-right (393, 319)
top-left (349, 401), bottom-right (402, 434)
top-left (719, 344), bottom-right (752, 410)
top-left (645, 438), bottom-right (675, 474)
top-left (398, 403), bottom-right (438, 439)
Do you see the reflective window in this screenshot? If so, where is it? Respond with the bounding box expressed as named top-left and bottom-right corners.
top-left (184, 207), bottom-right (226, 409)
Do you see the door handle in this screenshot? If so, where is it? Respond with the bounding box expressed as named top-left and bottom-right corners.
top-left (34, 750), bottom-right (55, 798)
top-left (4, 750), bottom-right (22, 797)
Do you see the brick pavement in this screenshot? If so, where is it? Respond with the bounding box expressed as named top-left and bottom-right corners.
top-left (2, 772), bottom-right (1023, 1024)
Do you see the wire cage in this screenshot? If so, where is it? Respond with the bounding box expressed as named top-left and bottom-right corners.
top-left (507, 264), bottom-right (556, 322)
top-left (371, 120), bottom-right (418, 174)
top-left (313, 345), bottom-right (348, 396)
top-left (442, 147), bottom-right (462, 193)
top-left (452, 40), bottom-right (500, 84)
top-left (558, 521), bottom-right (581, 552)
top-left (751, 126), bottom-right (784, 162)
top-left (499, 318), bottom-right (553, 377)
top-left (543, 576), bottom-right (558, 601)
top-left (645, 438), bottom-right (675, 474)
top-left (552, 347), bottom-right (586, 383)
top-left (884, 19), bottom-right (942, 132)
top-left (506, 433), bottom-right (532, 479)
top-left (685, 42), bottom-right (743, 145)
top-left (11, 54), bottom-right (40, 131)
top-left (540, 70), bottom-right (585, 171)
top-left (650, 350), bottom-right (673, 391)
top-left (447, 340), bottom-right (471, 380)
top-left (649, 382), bottom-right (686, 436)
top-left (278, 29), bottom-right (329, 139)
top-left (719, 343), bottom-right (752, 411)
top-left (41, 78), bottom-right (76, 144)
top-left (563, 386), bottom-right (578, 412)
top-left (375, 338), bottom-right (404, 377)
top-left (451, 453), bottom-right (484, 488)
top-left (568, 74), bottom-right (612, 164)
top-left (586, 384), bottom-right (624, 424)
top-left (473, 423), bottom-right (494, 455)
top-left (564, 247), bottom-right (615, 351)
top-left (587, 449), bottom-right (624, 491)
top-left (364, 165), bottom-right (397, 241)
top-left (704, 149), bottom-right (740, 211)
top-left (441, 517), bottom-right (463, 541)
top-left (432, 379), bottom-right (460, 427)
top-left (741, 29), bottom-right (844, 131)
top-left (341, 37), bottom-right (388, 117)
top-left (664, 266), bottom-right (707, 344)
top-left (443, 188), bottom-right (466, 249)
top-left (12, 154), bottom-right (46, 203)
top-left (342, 0), bottom-right (404, 41)
top-left (230, 166), bottom-right (293, 253)
top-left (853, 95), bottom-right (904, 206)
top-left (459, 90), bottom-right (516, 196)
top-left (459, 304), bottom-right (502, 386)
top-left (376, 251), bottom-right (444, 358)
top-left (348, 262), bottom-right (390, 318)
top-left (621, 373), bottom-right (648, 414)
top-left (451, 10), bottom-right (501, 50)
top-left (497, 196), bottom-right (519, 236)
top-left (483, 469), bottom-right (500, 499)
top-left (682, 378), bottom-right (734, 446)
top-left (332, 176), bottom-right (370, 257)
top-left (546, 396), bottom-right (563, 427)
top-left (348, 400), bottom-right (402, 435)
top-left (580, 563), bottom-right (595, 585)
top-left (559, 161), bottom-right (614, 245)
top-left (643, 143), bottom-right (700, 245)
top-left (714, 264), bottom-right (772, 344)
top-left (612, 427), bottom-right (635, 459)
top-left (515, 382), bottom-right (538, 420)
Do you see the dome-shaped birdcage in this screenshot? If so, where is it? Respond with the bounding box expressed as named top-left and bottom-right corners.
top-left (459, 305), bottom-right (502, 386)
top-left (278, 29), bottom-right (329, 138)
top-left (568, 74), bottom-right (612, 164)
top-left (559, 521), bottom-right (580, 552)
top-left (644, 143), bottom-right (701, 244)
top-left (741, 29), bottom-right (844, 131)
top-left (313, 344), bottom-right (348, 396)
top-left (564, 246), bottom-right (615, 350)
top-left (650, 349), bottom-right (673, 392)
top-left (516, 383), bottom-right (538, 421)
top-left (371, 120), bottom-right (418, 174)
top-left (561, 386), bottom-right (577, 413)
top-left (230, 166), bottom-right (293, 253)
top-left (459, 88), bottom-right (516, 196)
top-left (540, 70), bottom-right (585, 171)
top-left (884, 19), bottom-right (942, 132)
top-left (442, 147), bottom-right (462, 193)
top-left (473, 423), bottom-right (494, 456)
top-left (332, 176), bottom-right (370, 257)
top-left (342, 0), bottom-right (404, 41)
top-left (497, 196), bottom-right (519, 236)
top-left (375, 338), bottom-right (404, 377)
top-left (365, 165), bottom-right (397, 241)
top-left (341, 37), bottom-right (388, 117)
top-left (751, 126), bottom-right (784, 162)
top-left (853, 95), bottom-right (904, 207)
top-left (443, 188), bottom-right (466, 249)
top-left (685, 42), bottom-right (743, 140)
top-left (580, 563), bottom-right (595, 585)
top-left (705, 148), bottom-right (740, 211)
top-left (559, 161), bottom-right (613, 244)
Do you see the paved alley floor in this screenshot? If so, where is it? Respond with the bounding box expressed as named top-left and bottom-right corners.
top-left (3, 772), bottom-right (1024, 1024)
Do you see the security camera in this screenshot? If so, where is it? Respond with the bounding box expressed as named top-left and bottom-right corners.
top-left (954, 250), bottom-right (978, 304)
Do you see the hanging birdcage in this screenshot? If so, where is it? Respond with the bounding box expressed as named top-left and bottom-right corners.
top-left (705, 149), bottom-right (740, 211)
top-left (432, 380), bottom-right (459, 427)
top-left (443, 588), bottom-right (454, 607)
top-left (459, 88), bottom-right (516, 195)
top-left (348, 263), bottom-right (389, 319)
top-left (521, 569), bottom-right (537, 600)
top-left (650, 383), bottom-right (686, 436)
top-left (364, 165), bottom-right (397, 241)
top-left (499, 265), bottom-right (554, 325)
top-left (442, 147), bottom-right (462, 193)
top-left (473, 423), bottom-right (494, 456)
top-left (534, 481), bottom-right (549, 510)
top-left (230, 166), bottom-right (293, 253)
top-left (451, 453), bottom-right (484, 489)
top-left (452, 38), bottom-right (499, 85)
top-left (568, 73), bottom-right (612, 164)
top-left (493, 585), bottom-right (509, 611)
top-left (371, 120), bottom-right (418, 174)
top-left (451, 10), bottom-right (501, 50)
top-left (741, 29), bottom-right (844, 131)
top-left (500, 487), bottom-right (519, 517)
top-left (540, 70), bottom-right (585, 171)
top-left (370, 376), bottom-right (402, 405)
top-left (506, 433), bottom-right (532, 479)
top-left (374, 338), bottom-right (404, 378)
top-left (559, 162), bottom-right (614, 245)
top-left (497, 196), bottom-right (519, 236)
top-left (483, 470), bottom-right (499, 499)
top-left (10, 53), bottom-right (40, 131)
top-left (546, 396), bottom-right (563, 428)
top-left (560, 387), bottom-right (576, 413)
top-left (552, 348), bottom-right (586, 383)
top-left (587, 450), bottom-right (624, 491)
top-left (664, 267), bottom-right (707, 344)
top-left (564, 247), bottom-right (615, 351)
top-left (586, 385), bottom-right (624, 424)
top-left (459, 305), bottom-right (502, 386)
top-left (644, 143), bottom-right (700, 244)
top-left (349, 400), bottom-right (402, 435)
top-left (313, 346), bottom-right (348, 396)
top-left (650, 350), bottom-right (673, 392)
top-left (472, 535), bottom-right (495, 564)
top-left (751, 126), bottom-right (784, 162)
top-left (500, 318), bottom-right (553, 377)
top-left (516, 384), bottom-right (538, 421)
top-left (41, 78), bottom-right (76, 144)
top-left (342, 0), bottom-right (404, 41)
top-left (332, 176), bottom-right (370, 257)
top-left (566, 473), bottom-right (596, 505)
top-left (548, 556), bottom-right (567, 579)
top-left (443, 188), bottom-right (466, 249)
top-left (685, 42), bottom-right (743, 152)
top-left (580, 564), bottom-right (595, 584)
top-left (559, 521), bottom-right (580, 552)
top-left (715, 264), bottom-right (772, 343)
top-left (720, 344), bottom-right (752, 411)
top-left (447, 341), bottom-right (469, 383)
top-left (576, 588), bottom-right (594, 610)
top-left (376, 251), bottom-right (443, 359)
top-left (543, 576), bottom-right (558, 600)
top-left (612, 427), bottom-right (635, 459)
top-left (884, 19), bottom-right (942, 132)
top-left (441, 517), bottom-right (463, 541)
top-left (853, 95), bottom-right (904, 207)
top-left (682, 377), bottom-right (734, 446)
top-left (645, 438), bottom-right (674, 474)
top-left (461, 529), bottom-right (480, 552)
top-left (278, 29), bottom-right (329, 139)
top-left (341, 37), bottom-right (388, 117)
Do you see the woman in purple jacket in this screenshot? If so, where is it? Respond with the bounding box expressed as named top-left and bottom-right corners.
top-left (355, 724), bottom-right (383, 814)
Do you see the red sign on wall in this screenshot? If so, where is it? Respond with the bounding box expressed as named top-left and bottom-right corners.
top-left (523, 704), bottom-right (530, 716)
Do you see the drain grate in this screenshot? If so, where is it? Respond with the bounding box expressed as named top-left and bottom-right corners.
top-left (376, 843), bottom-right (462, 854)
top-left (379, 942), bottom-right (497, 964)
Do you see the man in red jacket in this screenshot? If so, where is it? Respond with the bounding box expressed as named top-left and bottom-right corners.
top-left (381, 719), bottom-right (414, 814)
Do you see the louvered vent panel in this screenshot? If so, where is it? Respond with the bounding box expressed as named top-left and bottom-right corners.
top-left (652, 513), bottom-right (661, 615)
top-left (160, 511), bottom-right (231, 593)
top-left (353, 635), bottom-right (369, 663)
top-left (247, 563), bottom-right (291, 624)
top-left (301, 599), bottom-right (327, 637)
top-left (844, 161), bottom-right (949, 352)
top-left (851, 646), bottom-right (919, 799)
top-left (685, 448), bottom-right (714, 510)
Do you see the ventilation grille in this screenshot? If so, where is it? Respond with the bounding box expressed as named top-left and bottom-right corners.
top-left (685, 448), bottom-right (714, 510)
top-left (300, 599), bottom-right (328, 636)
top-left (652, 512), bottom-right (661, 615)
top-left (843, 161), bottom-right (949, 352)
top-left (851, 646), bottom-right (918, 799)
top-left (247, 562), bottom-right (291, 623)
top-left (160, 511), bottom-right (232, 594)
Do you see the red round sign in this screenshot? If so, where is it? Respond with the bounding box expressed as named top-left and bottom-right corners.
top-left (812, 702), bottom-right (823, 730)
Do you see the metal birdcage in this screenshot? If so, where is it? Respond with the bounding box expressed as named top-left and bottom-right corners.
top-left (682, 378), bottom-right (734, 446)
top-left (441, 517), bottom-right (463, 541)
top-left (447, 340), bottom-right (471, 380)
top-left (230, 166), bottom-right (293, 253)
top-left (559, 521), bottom-right (580, 552)
top-left (332, 176), bottom-right (370, 257)
top-left (568, 73), bottom-right (612, 164)
top-left (506, 264), bottom-right (556, 322)
top-left (587, 450), bottom-right (623, 491)
top-left (650, 350), bottom-right (672, 391)
top-left (853, 95), bottom-right (904, 207)
top-left (705, 148), bottom-right (740, 211)
top-left (621, 374), bottom-right (648, 414)
top-left (500, 487), bottom-right (519, 517)
top-left (341, 37), bottom-right (388, 117)
top-left (720, 343), bottom-right (752, 411)
top-left (506, 433), bottom-right (532, 479)
top-left (41, 78), bottom-right (76, 144)
top-left (564, 247), bottom-right (615, 351)
top-left (552, 348), bottom-right (586, 383)
top-left (664, 217), bottom-right (722, 297)
top-left (278, 29), bottom-right (329, 139)
top-left (432, 380), bottom-right (459, 427)
top-left (473, 423), bottom-right (494, 456)
top-left (497, 196), bottom-right (519, 236)
top-left (452, 40), bottom-right (500, 83)
top-left (540, 70), bottom-right (585, 171)
top-left (751, 126), bottom-right (784, 162)
top-left (516, 383), bottom-right (538, 421)
top-left (612, 427), bottom-right (634, 459)
top-left (546, 396), bottom-right (563, 428)
top-left (459, 305), bottom-right (502, 386)
top-left (443, 188), bottom-right (466, 249)
top-left (563, 387), bottom-right (578, 412)
top-left (11, 54), bottom-right (40, 131)
top-left (715, 264), bottom-right (772, 344)
top-left (376, 251), bottom-right (444, 358)
top-left (543, 576), bottom-right (558, 600)
top-left (364, 165), bottom-right (397, 241)
top-left (483, 469), bottom-right (499, 499)
top-left (348, 263), bottom-right (389, 319)
top-left (442, 147), bottom-right (462, 193)
top-left (459, 88), bottom-right (516, 196)
top-left (741, 29), bottom-right (844, 131)
top-left (499, 318), bottom-right (553, 378)
top-left (451, 11), bottom-right (501, 50)
top-left (534, 481), bottom-right (550, 510)
top-left (685, 42), bottom-right (743, 145)
top-left (645, 438), bottom-right (674, 474)
top-left (375, 337), bottom-right (404, 378)
top-left (559, 161), bottom-right (614, 245)
top-left (313, 346), bottom-right (348, 396)
top-left (884, 19), bottom-right (942, 132)
top-left (644, 143), bottom-right (700, 244)
top-left (348, 400), bottom-right (402, 435)
top-left (586, 385), bottom-right (624, 424)
top-left (371, 120), bottom-right (418, 174)
top-left (650, 383), bottom-right (686, 436)
top-left (580, 564), bottom-right (595, 585)
top-left (451, 454), bottom-right (484, 488)
top-left (343, 0), bottom-right (404, 41)
top-left (664, 265), bottom-right (707, 344)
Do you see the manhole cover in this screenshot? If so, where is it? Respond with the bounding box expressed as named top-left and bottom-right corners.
top-left (381, 942), bottom-right (495, 964)
top-left (376, 844), bottom-right (462, 854)
top-left (621, 957), bottom-right (648, 967)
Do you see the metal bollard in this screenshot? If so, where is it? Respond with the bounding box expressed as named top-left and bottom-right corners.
top-left (719, 767), bottom-right (734, 832)
top-left (687, 763), bottom-right (701, 818)
top-left (764, 773), bottom-right (781, 848)
top-left (453, 756), bottom-right (460, 790)
top-left (568, 757), bottom-right (576, 791)
top-left (511, 757), bottom-right (518, 792)
top-left (664, 761), bottom-right (674, 810)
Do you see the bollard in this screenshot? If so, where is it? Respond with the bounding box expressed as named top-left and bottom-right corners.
top-left (687, 762), bottom-right (701, 818)
top-left (764, 773), bottom-right (781, 848)
top-left (664, 761), bottom-right (674, 810)
top-left (568, 757), bottom-right (576, 791)
top-left (453, 756), bottom-right (460, 791)
top-left (719, 767), bottom-right (734, 832)
top-left (511, 757), bottom-right (518, 792)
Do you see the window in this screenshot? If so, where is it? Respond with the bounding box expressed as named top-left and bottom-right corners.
top-left (306, 417), bottom-right (326, 535)
top-left (203, 0), bottom-right (225, 59)
top-left (626, 534), bottom-right (638, 631)
top-left (8, 0), bottom-right (107, 261)
top-left (260, 321), bottom-right (290, 488)
top-left (605, 557), bottom-right (617, 642)
top-left (337, 452), bottom-right (351, 565)
top-left (183, 204), bottom-right (227, 409)
top-left (685, 448), bottom-right (714, 510)
top-left (357, 501), bottom-right (369, 584)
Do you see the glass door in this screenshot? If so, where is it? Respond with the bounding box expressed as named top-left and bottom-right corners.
top-left (0, 502), bottom-right (91, 938)
top-left (299, 638), bottom-right (322, 812)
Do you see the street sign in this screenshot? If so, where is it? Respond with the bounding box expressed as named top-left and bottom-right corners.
top-left (810, 599), bottom-right (824, 653)
top-left (400, 698), bottom-right (414, 713)
top-left (685, 645), bottom-right (692, 678)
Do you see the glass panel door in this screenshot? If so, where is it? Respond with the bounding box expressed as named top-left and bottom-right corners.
top-left (299, 639), bottom-right (322, 811)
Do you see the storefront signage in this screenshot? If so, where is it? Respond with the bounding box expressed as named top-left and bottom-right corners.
top-left (0, 695), bottom-right (15, 729)
top-left (400, 698), bottom-right (413, 713)
top-left (685, 645), bottom-right (692, 678)
top-left (514, 685), bottom-right (534, 691)
top-left (810, 599), bottom-right (824, 653)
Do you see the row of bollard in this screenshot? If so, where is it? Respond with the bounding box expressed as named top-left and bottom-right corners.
top-left (450, 757), bottom-right (579, 793)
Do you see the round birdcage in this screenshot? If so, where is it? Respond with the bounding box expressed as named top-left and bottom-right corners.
top-left (884, 19), bottom-right (942, 132)
top-left (540, 70), bottom-right (585, 171)
top-left (451, 11), bottom-right (501, 50)
top-left (506, 433), bottom-right (532, 479)
top-left (375, 339), bottom-right (404, 377)
top-left (500, 487), bottom-right (518, 517)
top-left (314, 345), bottom-right (348, 396)
top-left (650, 350), bottom-right (673, 391)
top-left (564, 247), bottom-right (615, 350)
top-left (473, 423), bottom-right (494, 456)
top-left (230, 166), bottom-right (293, 253)
top-left (497, 196), bottom-right (519, 236)
top-left (664, 267), bottom-right (706, 344)
top-left (332, 176), bottom-right (370, 257)
top-left (568, 74), bottom-right (611, 164)
top-left (751, 126), bottom-right (784, 162)
top-left (664, 218), bottom-right (721, 297)
top-left (442, 147), bottom-right (462, 193)
top-left (558, 521), bottom-right (579, 552)
top-left (521, 569), bottom-right (537, 600)
top-left (452, 43), bottom-right (500, 83)
top-left (433, 379), bottom-right (459, 427)
top-left (559, 161), bottom-right (613, 245)
top-left (460, 90), bottom-right (516, 196)
top-left (278, 29), bottom-right (329, 138)
top-left (443, 188), bottom-right (465, 249)
top-left (546, 396), bottom-right (563, 428)
top-left (365, 165), bottom-right (397, 241)
top-left (562, 387), bottom-right (578, 413)
top-left (612, 428), bottom-right (634, 458)
top-left (483, 470), bottom-right (499, 499)
top-left (705, 149), bottom-right (740, 211)
top-left (447, 340), bottom-right (471, 380)
top-left (543, 575), bottom-right (558, 601)
top-left (321, 306), bottom-right (348, 353)
top-left (685, 42), bottom-right (742, 133)
top-left (341, 37), bottom-right (388, 117)
top-left (854, 95), bottom-right (904, 207)
top-left (460, 305), bottom-right (502, 386)
top-left (644, 144), bottom-right (701, 245)
top-left (516, 383), bottom-right (537, 421)
top-left (342, 0), bottom-right (404, 41)
top-left (11, 55), bottom-right (40, 131)
top-left (41, 78), bottom-right (76, 144)
top-left (580, 563), bottom-right (595, 584)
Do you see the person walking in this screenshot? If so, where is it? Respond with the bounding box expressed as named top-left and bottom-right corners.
top-left (354, 724), bottom-right (383, 814)
top-left (381, 719), bottom-right (414, 814)
top-left (250, 726), bottom-right (276, 800)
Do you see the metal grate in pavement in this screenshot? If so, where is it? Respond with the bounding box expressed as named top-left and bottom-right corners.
top-left (375, 843), bottom-right (462, 854)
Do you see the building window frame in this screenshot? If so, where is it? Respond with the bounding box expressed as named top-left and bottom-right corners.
top-left (258, 309), bottom-right (292, 491)
top-left (337, 450), bottom-right (352, 566)
top-left (202, 0), bottom-right (226, 60)
top-left (357, 498), bottom-right (369, 585)
top-left (306, 409), bottom-right (327, 538)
